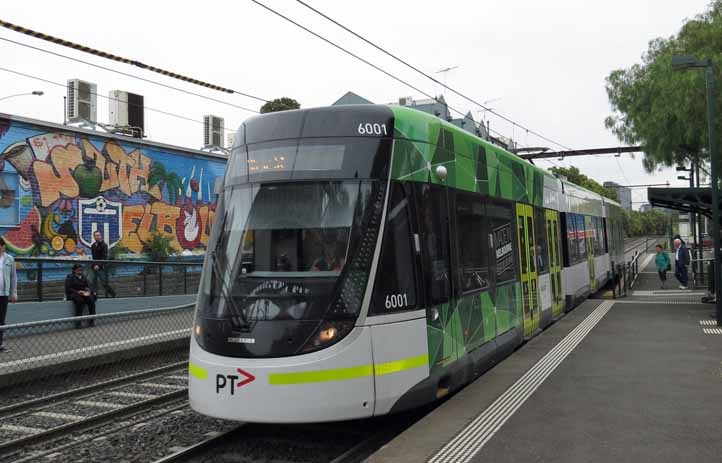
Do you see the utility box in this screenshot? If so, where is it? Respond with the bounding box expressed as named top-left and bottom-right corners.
top-left (67, 79), bottom-right (97, 123)
top-left (203, 115), bottom-right (224, 148)
top-left (109, 90), bottom-right (145, 138)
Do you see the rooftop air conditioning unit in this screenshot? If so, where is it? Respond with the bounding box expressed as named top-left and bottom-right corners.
top-left (398, 96), bottom-right (414, 107)
top-left (204, 115), bottom-right (224, 148)
top-left (67, 79), bottom-right (97, 123)
top-left (109, 90), bottom-right (145, 138)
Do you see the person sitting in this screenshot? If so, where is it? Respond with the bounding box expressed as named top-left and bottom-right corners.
top-left (311, 243), bottom-right (345, 272)
top-left (65, 263), bottom-right (97, 329)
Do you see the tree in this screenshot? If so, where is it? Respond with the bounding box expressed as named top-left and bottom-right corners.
top-left (605, 1), bottom-right (722, 171)
top-left (549, 166), bottom-right (619, 201)
top-left (260, 97), bottom-right (301, 114)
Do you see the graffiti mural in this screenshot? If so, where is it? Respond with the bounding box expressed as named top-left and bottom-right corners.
top-left (0, 117), bottom-right (226, 257)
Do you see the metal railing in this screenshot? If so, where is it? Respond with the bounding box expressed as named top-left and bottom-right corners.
top-left (610, 247), bottom-right (650, 298)
top-left (15, 257), bottom-right (204, 302)
top-left (0, 303), bottom-right (194, 387)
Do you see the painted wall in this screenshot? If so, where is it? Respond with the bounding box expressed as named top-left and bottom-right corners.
top-left (0, 117), bottom-right (226, 258)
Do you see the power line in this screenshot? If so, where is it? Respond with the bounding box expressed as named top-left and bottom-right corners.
top-left (0, 65), bottom-right (238, 133)
top-left (0, 18), bottom-right (268, 102)
top-left (249, 0), bottom-right (517, 144)
top-left (294, 0), bottom-right (574, 151)
top-left (0, 35), bottom-right (259, 114)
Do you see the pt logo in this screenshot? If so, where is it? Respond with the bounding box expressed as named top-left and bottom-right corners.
top-left (78, 196), bottom-right (122, 248)
top-left (216, 368), bottom-right (255, 395)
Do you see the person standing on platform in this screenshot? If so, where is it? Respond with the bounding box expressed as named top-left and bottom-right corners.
top-left (65, 263), bottom-right (96, 329)
top-left (674, 238), bottom-right (690, 290)
top-left (90, 230), bottom-right (116, 298)
top-left (655, 244), bottom-right (671, 289)
top-left (0, 238), bottom-right (17, 353)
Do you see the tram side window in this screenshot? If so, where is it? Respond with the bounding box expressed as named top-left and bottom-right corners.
top-left (488, 200), bottom-right (517, 285)
top-left (455, 193), bottom-right (490, 293)
top-left (566, 214), bottom-right (579, 264)
top-left (575, 214), bottom-right (588, 261)
top-left (370, 182), bottom-right (417, 314)
top-left (415, 184), bottom-right (451, 304)
top-left (533, 207), bottom-right (549, 274)
top-left (594, 217), bottom-right (605, 256)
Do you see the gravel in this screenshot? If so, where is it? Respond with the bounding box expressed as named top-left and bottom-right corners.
top-left (0, 349), bottom-right (188, 408)
top-left (12, 413), bottom-right (74, 429)
top-left (38, 407), bottom-right (234, 463)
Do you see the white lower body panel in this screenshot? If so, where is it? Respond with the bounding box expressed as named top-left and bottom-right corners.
top-left (563, 260), bottom-right (590, 300)
top-left (189, 327), bottom-right (375, 423)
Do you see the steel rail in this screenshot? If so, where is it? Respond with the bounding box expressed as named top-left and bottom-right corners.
top-left (0, 361), bottom-right (187, 417)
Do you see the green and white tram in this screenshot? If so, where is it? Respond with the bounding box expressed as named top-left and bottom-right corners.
top-left (188, 105), bottom-right (624, 423)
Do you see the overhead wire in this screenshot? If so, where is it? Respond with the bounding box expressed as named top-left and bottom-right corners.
top-left (293, 0), bottom-right (574, 151)
top-left (0, 35), bottom-right (259, 114)
top-left (248, 0), bottom-right (515, 144)
top-left (0, 65), bottom-right (239, 134)
top-left (0, 18), bottom-right (269, 102)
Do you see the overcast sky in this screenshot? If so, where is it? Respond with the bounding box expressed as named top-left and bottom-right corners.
top-left (0, 0), bottom-right (711, 208)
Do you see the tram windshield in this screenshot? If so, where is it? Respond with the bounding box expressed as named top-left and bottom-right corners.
top-left (203, 180), bottom-right (374, 324)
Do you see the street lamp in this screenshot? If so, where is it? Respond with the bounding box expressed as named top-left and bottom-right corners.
top-left (0, 90), bottom-right (44, 102)
top-left (672, 54), bottom-right (722, 325)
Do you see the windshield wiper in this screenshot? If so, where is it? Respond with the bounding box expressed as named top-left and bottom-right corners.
top-left (210, 251), bottom-right (252, 331)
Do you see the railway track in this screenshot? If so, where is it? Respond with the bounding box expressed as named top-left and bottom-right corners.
top-left (0, 362), bottom-right (189, 462)
top-left (150, 411), bottom-right (423, 463)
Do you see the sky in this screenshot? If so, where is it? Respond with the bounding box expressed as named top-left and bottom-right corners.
top-left (0, 0), bottom-right (712, 209)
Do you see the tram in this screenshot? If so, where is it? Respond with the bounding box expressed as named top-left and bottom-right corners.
top-left (188, 105), bottom-right (625, 423)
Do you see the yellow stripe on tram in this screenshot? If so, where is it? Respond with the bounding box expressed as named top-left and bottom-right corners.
top-left (375, 354), bottom-right (429, 376)
top-left (268, 354), bottom-right (429, 385)
top-left (188, 362), bottom-right (208, 380)
top-left (269, 364), bottom-right (373, 385)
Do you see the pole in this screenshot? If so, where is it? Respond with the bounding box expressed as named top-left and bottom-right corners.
top-left (704, 61), bottom-right (722, 326)
top-left (696, 160), bottom-right (705, 284)
top-left (690, 163), bottom-right (697, 281)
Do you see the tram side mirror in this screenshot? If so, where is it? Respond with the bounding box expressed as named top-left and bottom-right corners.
top-left (214, 177), bottom-right (223, 194)
top-left (435, 165), bottom-right (448, 181)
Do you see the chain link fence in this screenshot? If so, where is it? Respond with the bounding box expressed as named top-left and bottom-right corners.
top-left (15, 258), bottom-right (204, 302)
top-left (0, 304), bottom-right (194, 387)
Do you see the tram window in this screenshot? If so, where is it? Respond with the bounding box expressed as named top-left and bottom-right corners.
top-left (415, 184), bottom-right (451, 305)
top-left (370, 183), bottom-right (417, 314)
top-left (518, 214), bottom-right (528, 275)
top-left (576, 215), bottom-right (588, 260)
top-left (488, 201), bottom-right (517, 285)
top-left (455, 193), bottom-right (490, 293)
top-left (526, 216), bottom-right (536, 274)
top-left (534, 207), bottom-right (549, 274)
top-left (566, 214), bottom-right (578, 264)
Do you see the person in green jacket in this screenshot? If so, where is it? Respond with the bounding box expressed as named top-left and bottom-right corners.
top-left (655, 244), bottom-right (671, 289)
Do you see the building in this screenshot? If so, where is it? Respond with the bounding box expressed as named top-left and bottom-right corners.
top-left (603, 181), bottom-right (632, 211)
top-left (0, 113), bottom-right (227, 258)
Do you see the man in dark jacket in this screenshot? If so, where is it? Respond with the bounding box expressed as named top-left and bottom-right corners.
top-left (674, 238), bottom-right (690, 289)
top-left (65, 263), bottom-right (96, 328)
top-left (90, 230), bottom-right (116, 298)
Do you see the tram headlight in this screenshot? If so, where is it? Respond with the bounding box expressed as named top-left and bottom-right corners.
top-left (302, 320), bottom-right (355, 353)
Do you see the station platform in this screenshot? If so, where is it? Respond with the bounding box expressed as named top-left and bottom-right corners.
top-left (369, 254), bottom-right (722, 463)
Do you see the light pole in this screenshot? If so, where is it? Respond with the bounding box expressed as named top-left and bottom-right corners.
top-left (672, 55), bottom-right (722, 325)
top-left (0, 90), bottom-right (44, 102)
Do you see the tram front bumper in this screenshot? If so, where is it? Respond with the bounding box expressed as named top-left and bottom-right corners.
top-left (188, 326), bottom-right (375, 423)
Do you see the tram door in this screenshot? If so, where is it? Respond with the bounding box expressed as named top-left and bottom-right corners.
top-left (516, 204), bottom-right (540, 337)
top-left (545, 210), bottom-right (564, 318)
top-left (584, 216), bottom-right (597, 292)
